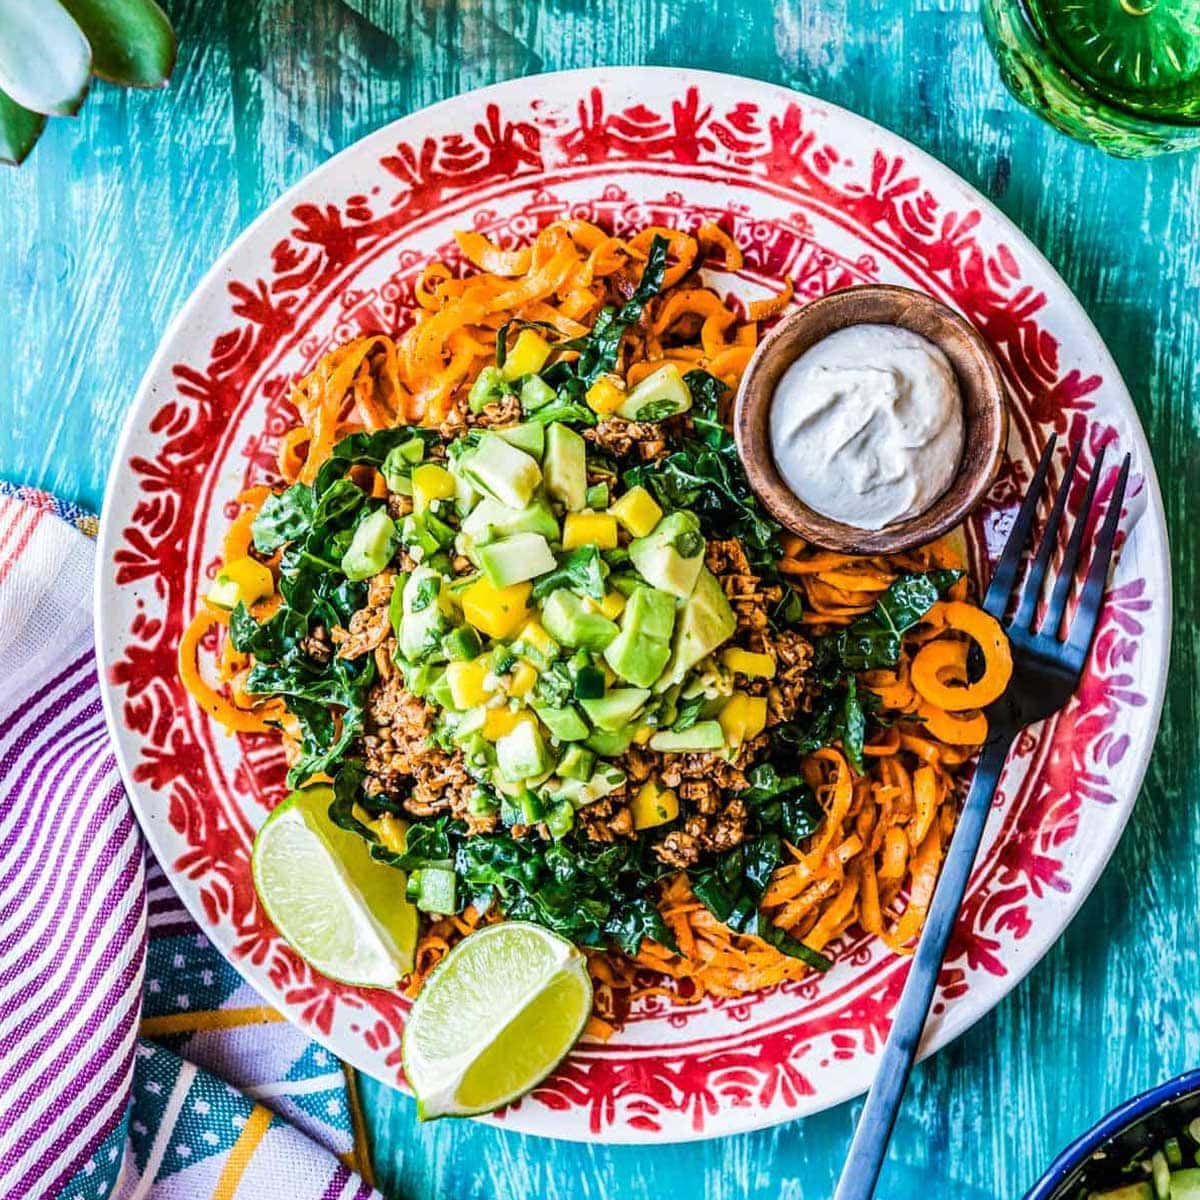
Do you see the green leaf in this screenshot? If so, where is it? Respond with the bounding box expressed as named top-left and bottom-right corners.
top-left (0, 86), bottom-right (43, 165)
top-left (529, 545), bottom-right (607, 601)
top-left (0, 0), bottom-right (92, 116)
top-left (59, 0), bottom-right (175, 87)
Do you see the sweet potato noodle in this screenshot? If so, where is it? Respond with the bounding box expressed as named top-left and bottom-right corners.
top-left (179, 220), bottom-right (1012, 1032)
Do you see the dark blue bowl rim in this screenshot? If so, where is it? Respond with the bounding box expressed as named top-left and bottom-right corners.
top-left (1025, 1069), bottom-right (1200, 1200)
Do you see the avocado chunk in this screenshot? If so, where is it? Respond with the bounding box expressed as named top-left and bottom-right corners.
top-left (495, 422), bottom-right (545, 459)
top-left (398, 566), bottom-right (451, 661)
top-left (459, 496), bottom-right (559, 545)
top-left (545, 764), bottom-right (627, 809)
top-left (543, 423), bottom-right (588, 512)
top-left (656, 567), bottom-right (737, 690)
top-left (617, 363), bottom-right (693, 422)
top-left (540, 589), bottom-right (619, 652)
top-left (495, 718), bottom-right (553, 782)
top-left (623, 585), bottom-right (676, 641)
top-left (580, 687), bottom-right (651, 731)
top-left (603, 628), bottom-right (671, 688)
top-left (532, 704), bottom-right (590, 742)
top-left (649, 720), bottom-right (725, 752)
top-left (556, 744), bottom-right (596, 781)
top-left (584, 728), bottom-right (635, 756)
top-left (476, 532), bottom-right (557, 588)
top-left (406, 866), bottom-right (457, 916)
top-left (629, 511), bottom-right (705, 598)
top-left (463, 432), bottom-right (542, 509)
top-left (1167, 1172), bottom-right (1200, 1200)
top-left (342, 508), bottom-right (399, 581)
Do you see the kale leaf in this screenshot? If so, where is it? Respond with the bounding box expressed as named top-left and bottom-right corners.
top-left (530, 545), bottom-right (607, 601)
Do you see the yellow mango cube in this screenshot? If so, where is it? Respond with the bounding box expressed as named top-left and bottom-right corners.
top-left (445, 658), bottom-right (496, 709)
top-left (461, 577), bottom-right (532, 640)
top-left (483, 706), bottom-right (526, 740)
top-left (630, 778), bottom-right (679, 830)
top-left (507, 661), bottom-right (537, 697)
top-left (608, 486), bottom-right (663, 538)
top-left (373, 813), bottom-right (409, 855)
top-left (583, 591), bottom-right (626, 620)
top-left (718, 692), bottom-right (768, 745)
top-left (562, 511), bottom-right (618, 551)
top-left (585, 376), bottom-right (626, 415)
top-left (719, 647), bottom-right (777, 679)
top-left (501, 329), bottom-right (552, 381)
top-left (515, 619), bottom-right (558, 666)
top-left (632, 724), bottom-right (654, 745)
top-left (208, 555), bottom-right (274, 608)
top-left (411, 463), bottom-right (455, 512)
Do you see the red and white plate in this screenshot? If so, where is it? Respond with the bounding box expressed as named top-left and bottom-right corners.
top-left (95, 68), bottom-right (1170, 1143)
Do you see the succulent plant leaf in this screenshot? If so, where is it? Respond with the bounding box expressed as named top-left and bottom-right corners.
top-left (59, 0), bottom-right (176, 88)
top-left (0, 86), bottom-right (45, 165)
top-left (0, 0), bottom-right (92, 116)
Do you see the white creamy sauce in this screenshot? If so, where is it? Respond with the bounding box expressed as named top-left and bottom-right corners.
top-left (768, 323), bottom-right (964, 530)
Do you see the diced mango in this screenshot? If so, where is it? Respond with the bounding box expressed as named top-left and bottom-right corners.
top-left (461, 577), bottom-right (532, 640)
top-left (507, 661), bottom-right (537, 697)
top-left (719, 647), bottom-right (776, 679)
top-left (631, 778), bottom-right (679, 830)
top-left (632, 724), bottom-right (654, 745)
top-left (373, 813), bottom-right (408, 856)
top-left (608, 485), bottom-right (663, 538)
top-left (585, 376), bottom-right (626, 415)
top-left (718, 692), bottom-right (768, 745)
top-left (583, 591), bottom-right (626, 620)
top-left (515, 618), bottom-right (558, 667)
top-left (411, 463), bottom-right (455, 512)
top-left (208, 555), bottom-right (274, 608)
top-left (445, 658), bottom-right (496, 709)
top-left (483, 706), bottom-right (526, 740)
top-left (501, 329), bottom-right (553, 381)
top-left (562, 511), bottom-right (618, 551)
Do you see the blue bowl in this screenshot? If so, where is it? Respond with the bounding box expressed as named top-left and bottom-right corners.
top-left (1026, 1070), bottom-right (1200, 1199)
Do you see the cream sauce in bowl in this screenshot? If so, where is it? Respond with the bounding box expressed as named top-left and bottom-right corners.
top-left (767, 323), bottom-right (964, 530)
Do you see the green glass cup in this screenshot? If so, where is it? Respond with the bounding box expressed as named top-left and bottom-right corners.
top-left (983, 0), bottom-right (1200, 156)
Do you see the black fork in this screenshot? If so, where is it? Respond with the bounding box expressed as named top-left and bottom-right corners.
top-left (833, 436), bottom-right (1132, 1200)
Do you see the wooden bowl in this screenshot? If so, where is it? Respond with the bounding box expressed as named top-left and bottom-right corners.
top-left (733, 285), bottom-right (1009, 555)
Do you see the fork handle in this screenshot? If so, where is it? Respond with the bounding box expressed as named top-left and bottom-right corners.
top-left (832, 730), bottom-right (1014, 1200)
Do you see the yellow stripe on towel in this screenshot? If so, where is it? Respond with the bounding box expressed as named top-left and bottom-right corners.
top-left (212, 1104), bottom-right (272, 1200)
top-left (139, 1005), bottom-right (284, 1037)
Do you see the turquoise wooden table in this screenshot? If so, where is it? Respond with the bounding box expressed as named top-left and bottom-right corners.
top-left (3, 3), bottom-right (1197, 1197)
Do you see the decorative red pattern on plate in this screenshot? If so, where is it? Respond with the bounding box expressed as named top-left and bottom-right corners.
top-left (98, 70), bottom-right (1166, 1142)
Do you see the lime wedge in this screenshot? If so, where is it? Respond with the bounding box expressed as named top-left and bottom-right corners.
top-left (402, 921), bottom-right (592, 1119)
top-left (251, 785), bottom-right (418, 987)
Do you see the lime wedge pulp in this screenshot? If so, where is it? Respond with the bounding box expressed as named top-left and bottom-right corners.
top-left (251, 785), bottom-right (418, 987)
top-left (402, 921), bottom-right (593, 1119)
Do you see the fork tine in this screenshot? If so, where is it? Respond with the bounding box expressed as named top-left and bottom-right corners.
top-left (1065, 453), bottom-right (1132, 661)
top-left (982, 435), bottom-right (1058, 619)
top-left (1040, 444), bottom-right (1106, 639)
top-left (1013, 439), bottom-right (1083, 629)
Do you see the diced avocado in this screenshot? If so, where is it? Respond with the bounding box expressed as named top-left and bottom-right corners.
top-left (623, 585), bottom-right (676, 641)
top-left (441, 626), bottom-right (482, 662)
top-left (468, 364), bottom-right (509, 414)
top-left (649, 720), bottom-right (725, 752)
top-left (450, 705), bottom-right (488, 744)
top-left (603, 628), bottom-right (671, 688)
top-left (557, 745), bottom-right (596, 781)
top-left (463, 432), bottom-right (542, 509)
top-left (427, 669), bottom-right (455, 711)
top-left (381, 436), bottom-right (426, 493)
top-left (459, 496), bottom-right (559, 545)
top-left (546, 764), bottom-right (627, 809)
top-left (544, 800), bottom-right (575, 838)
top-left (532, 704), bottom-right (590, 742)
top-left (584, 728), bottom-right (635, 756)
top-left (495, 718), bottom-right (553, 782)
top-left (476, 532), bottom-right (557, 588)
top-left (520, 375), bottom-right (556, 413)
top-left (540, 590), bottom-right (619, 652)
top-left (617, 363), bottom-right (693, 421)
top-left (585, 482), bottom-right (609, 509)
top-left (656, 568), bottom-right (737, 690)
top-left (580, 687), bottom-right (651, 731)
top-left (1168, 1172), bottom-right (1200, 1200)
top-left (512, 619), bottom-right (559, 669)
top-left (543, 423), bottom-right (588, 512)
top-left (406, 866), bottom-right (457, 915)
top-left (398, 565), bottom-right (450, 661)
top-left (629, 511), bottom-right (705, 598)
top-left (608, 572), bottom-right (643, 597)
top-left (342, 508), bottom-right (398, 581)
top-left (495, 422), bottom-right (545, 459)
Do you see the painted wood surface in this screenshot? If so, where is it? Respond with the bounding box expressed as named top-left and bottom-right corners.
top-left (2, 2), bottom-right (1197, 1196)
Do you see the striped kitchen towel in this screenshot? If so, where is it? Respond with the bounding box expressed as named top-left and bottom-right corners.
top-left (0, 484), bottom-right (384, 1200)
